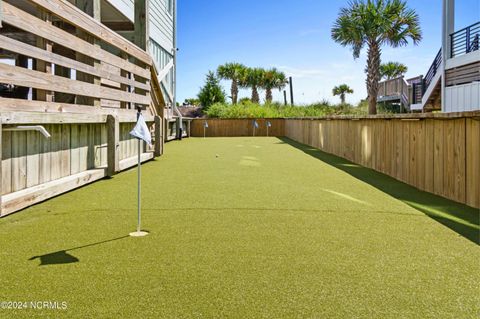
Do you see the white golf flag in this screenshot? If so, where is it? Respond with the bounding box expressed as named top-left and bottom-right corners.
top-left (204, 121), bottom-right (209, 128)
top-left (267, 121), bottom-right (272, 127)
top-left (130, 113), bottom-right (152, 145)
top-left (253, 120), bottom-right (259, 128)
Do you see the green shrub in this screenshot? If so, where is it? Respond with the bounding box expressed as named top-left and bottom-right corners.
top-left (205, 101), bottom-right (367, 118)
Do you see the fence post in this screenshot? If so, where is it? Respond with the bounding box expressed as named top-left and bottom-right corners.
top-left (154, 115), bottom-right (163, 157)
top-left (107, 115), bottom-right (120, 176)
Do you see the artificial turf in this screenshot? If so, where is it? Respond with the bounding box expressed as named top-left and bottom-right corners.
top-left (0, 137), bottom-right (478, 318)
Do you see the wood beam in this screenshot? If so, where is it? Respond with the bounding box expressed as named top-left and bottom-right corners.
top-left (1, 169), bottom-right (106, 217)
top-left (119, 152), bottom-right (153, 171)
top-left (154, 115), bottom-right (163, 157)
top-left (0, 63), bottom-right (150, 105)
top-left (0, 35), bottom-right (149, 91)
top-left (0, 98), bottom-right (154, 122)
top-left (157, 60), bottom-right (174, 82)
top-left (134, 0), bottom-right (149, 51)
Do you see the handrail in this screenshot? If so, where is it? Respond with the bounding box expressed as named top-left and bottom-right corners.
top-left (450, 21), bottom-right (480, 58)
top-left (377, 76), bottom-right (408, 97)
top-left (149, 63), bottom-right (167, 117)
top-left (423, 49), bottom-right (442, 93)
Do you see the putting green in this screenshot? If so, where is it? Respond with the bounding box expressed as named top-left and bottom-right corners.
top-left (0, 137), bottom-right (478, 318)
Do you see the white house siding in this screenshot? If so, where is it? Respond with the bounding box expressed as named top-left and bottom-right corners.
top-left (149, 40), bottom-right (174, 95)
top-left (149, 0), bottom-right (174, 53)
top-left (445, 82), bottom-right (480, 112)
top-left (106, 0), bottom-right (174, 101)
top-left (105, 0), bottom-right (174, 53)
top-left (148, 0), bottom-right (174, 102)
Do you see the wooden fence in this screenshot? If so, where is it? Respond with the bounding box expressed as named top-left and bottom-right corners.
top-left (0, 0), bottom-right (165, 216)
top-left (191, 119), bottom-right (285, 137)
top-left (285, 113), bottom-right (480, 209)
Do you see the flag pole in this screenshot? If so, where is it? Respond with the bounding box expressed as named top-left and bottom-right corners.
top-left (137, 136), bottom-right (141, 233)
top-left (130, 108), bottom-right (148, 237)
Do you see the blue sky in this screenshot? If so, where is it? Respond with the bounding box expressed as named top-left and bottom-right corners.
top-left (177, 0), bottom-right (479, 105)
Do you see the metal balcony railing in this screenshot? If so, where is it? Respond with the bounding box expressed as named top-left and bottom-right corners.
top-left (422, 49), bottom-right (442, 94)
top-left (450, 21), bottom-right (480, 58)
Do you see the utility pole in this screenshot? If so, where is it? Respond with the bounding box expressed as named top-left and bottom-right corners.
top-left (289, 76), bottom-right (294, 106)
top-left (283, 90), bottom-right (287, 106)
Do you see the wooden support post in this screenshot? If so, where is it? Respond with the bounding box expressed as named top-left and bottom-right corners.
top-left (36, 10), bottom-right (53, 102)
top-left (134, 0), bottom-right (149, 51)
top-left (154, 115), bottom-right (163, 157)
top-left (164, 118), bottom-right (168, 142)
top-left (75, 0), bottom-right (101, 107)
top-left (107, 115), bottom-right (119, 176)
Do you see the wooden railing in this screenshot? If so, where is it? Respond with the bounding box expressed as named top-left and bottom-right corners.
top-left (377, 76), bottom-right (409, 108)
top-left (0, 0), bottom-right (165, 216)
top-left (406, 76), bottom-right (424, 105)
top-left (0, 0), bottom-right (160, 117)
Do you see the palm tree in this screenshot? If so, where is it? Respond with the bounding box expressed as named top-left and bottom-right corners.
top-left (332, 84), bottom-right (354, 104)
top-left (217, 62), bottom-right (245, 104)
top-left (380, 61), bottom-right (408, 80)
top-left (240, 67), bottom-right (264, 104)
top-left (260, 68), bottom-right (288, 104)
top-left (331, 0), bottom-right (421, 114)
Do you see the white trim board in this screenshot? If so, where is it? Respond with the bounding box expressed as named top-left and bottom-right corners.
top-left (446, 51), bottom-right (480, 70)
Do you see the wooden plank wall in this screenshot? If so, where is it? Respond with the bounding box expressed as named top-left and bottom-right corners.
top-left (284, 117), bottom-right (480, 209)
top-left (0, 0), bottom-right (170, 216)
top-left (445, 61), bottom-right (480, 86)
top-left (120, 123), bottom-right (143, 160)
top-left (190, 119), bottom-right (285, 137)
top-left (1, 122), bottom-right (151, 196)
